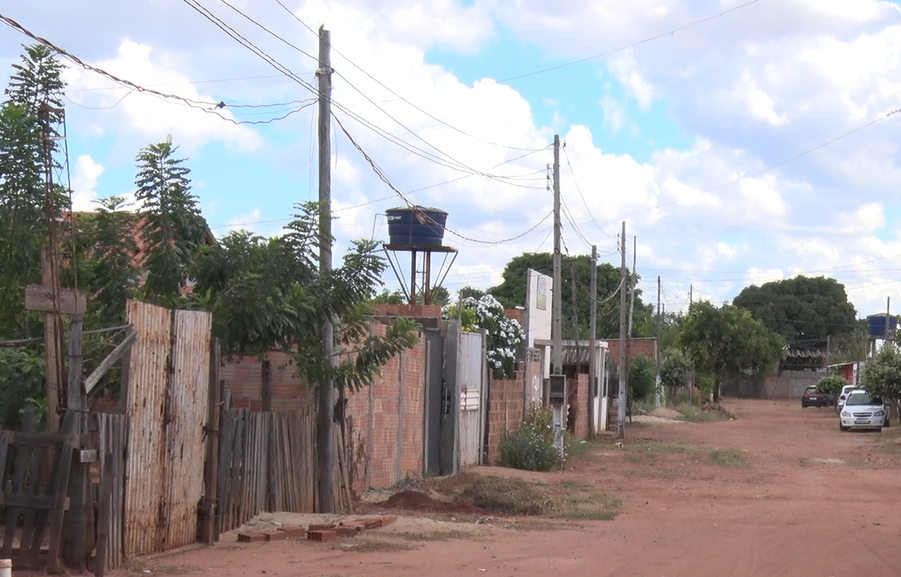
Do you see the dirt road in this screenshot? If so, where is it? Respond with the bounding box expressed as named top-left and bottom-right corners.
top-left (116, 399), bottom-right (901, 577)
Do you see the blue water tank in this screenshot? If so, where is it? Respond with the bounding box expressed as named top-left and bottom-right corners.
top-left (385, 206), bottom-right (447, 246)
top-left (867, 313), bottom-right (897, 339)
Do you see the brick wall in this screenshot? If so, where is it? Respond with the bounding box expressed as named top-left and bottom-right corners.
top-left (568, 373), bottom-right (589, 441)
top-left (485, 367), bottom-right (526, 465)
top-left (219, 323), bottom-right (428, 493)
top-left (343, 323), bottom-right (427, 492)
top-left (604, 338), bottom-right (657, 363)
top-left (219, 351), bottom-right (313, 412)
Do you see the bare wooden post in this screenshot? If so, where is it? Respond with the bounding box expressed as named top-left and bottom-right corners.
top-left (61, 316), bottom-right (90, 573)
top-left (203, 339), bottom-right (222, 544)
top-left (41, 247), bottom-right (63, 433)
top-left (261, 358), bottom-right (272, 412)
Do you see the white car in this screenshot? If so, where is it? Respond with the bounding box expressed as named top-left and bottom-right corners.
top-left (837, 384), bottom-right (861, 410)
top-left (839, 390), bottom-right (889, 431)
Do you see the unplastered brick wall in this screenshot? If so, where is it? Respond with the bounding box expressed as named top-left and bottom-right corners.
top-left (485, 366), bottom-right (527, 465)
top-left (220, 351), bottom-right (313, 411)
top-left (603, 338), bottom-right (657, 364)
top-left (343, 322), bottom-right (427, 493)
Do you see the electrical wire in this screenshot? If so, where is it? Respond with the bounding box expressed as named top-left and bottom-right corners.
top-left (562, 142), bottom-right (616, 239)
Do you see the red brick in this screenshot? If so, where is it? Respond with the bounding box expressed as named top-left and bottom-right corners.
top-left (237, 532), bottom-right (266, 542)
top-left (264, 530), bottom-right (288, 541)
top-left (307, 530), bottom-right (337, 542)
top-left (308, 523), bottom-right (336, 531)
top-left (335, 525), bottom-right (361, 537)
top-left (278, 526), bottom-right (307, 537)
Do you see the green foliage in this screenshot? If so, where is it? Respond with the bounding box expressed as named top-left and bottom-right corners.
top-left (498, 405), bottom-right (563, 471)
top-left (680, 301), bottom-right (784, 402)
top-left (134, 135), bottom-right (207, 302)
top-left (0, 45), bottom-right (66, 339)
top-left (660, 348), bottom-right (692, 392)
top-left (732, 276), bottom-right (857, 347)
top-left (456, 294), bottom-right (524, 379)
top-left (0, 347), bottom-right (45, 429)
top-left (194, 202), bottom-right (419, 393)
top-left (860, 344), bottom-right (901, 402)
top-left (79, 196), bottom-right (140, 324)
top-left (628, 354), bottom-right (656, 404)
top-left (816, 374), bottom-right (847, 396)
top-left (488, 252), bottom-right (654, 339)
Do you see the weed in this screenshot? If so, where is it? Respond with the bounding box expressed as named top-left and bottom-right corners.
top-left (709, 448), bottom-right (746, 467)
top-left (556, 491), bottom-right (622, 521)
top-left (460, 475), bottom-right (553, 515)
top-left (499, 405), bottom-right (564, 471)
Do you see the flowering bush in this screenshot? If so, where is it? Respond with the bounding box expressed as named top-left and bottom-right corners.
top-left (456, 294), bottom-right (524, 379)
top-left (498, 405), bottom-right (563, 471)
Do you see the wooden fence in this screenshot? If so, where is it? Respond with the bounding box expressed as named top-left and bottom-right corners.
top-left (216, 404), bottom-right (353, 534)
top-left (0, 408), bottom-right (74, 572)
top-left (96, 413), bottom-right (127, 573)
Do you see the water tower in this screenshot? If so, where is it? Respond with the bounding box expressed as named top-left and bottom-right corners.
top-left (383, 205), bottom-right (457, 305)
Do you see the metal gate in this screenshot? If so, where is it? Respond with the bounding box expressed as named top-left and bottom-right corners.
top-left (437, 321), bottom-right (486, 474)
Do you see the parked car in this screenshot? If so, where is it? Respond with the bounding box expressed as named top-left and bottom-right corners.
top-left (839, 390), bottom-right (889, 431)
top-left (801, 385), bottom-right (835, 408)
top-left (837, 384), bottom-right (861, 410)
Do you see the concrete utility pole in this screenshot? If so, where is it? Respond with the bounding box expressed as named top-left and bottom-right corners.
top-left (551, 135), bottom-right (562, 376)
top-left (589, 245), bottom-right (597, 435)
top-left (655, 275), bottom-right (662, 408)
top-left (617, 222), bottom-right (627, 439)
top-left (316, 25), bottom-right (336, 513)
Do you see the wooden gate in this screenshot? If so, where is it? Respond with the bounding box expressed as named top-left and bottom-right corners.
top-left (123, 301), bottom-right (211, 557)
top-left (0, 409), bottom-right (74, 571)
top-left (457, 331), bottom-right (486, 468)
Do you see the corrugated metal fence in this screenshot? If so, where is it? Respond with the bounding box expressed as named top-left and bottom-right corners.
top-left (123, 301), bottom-right (211, 557)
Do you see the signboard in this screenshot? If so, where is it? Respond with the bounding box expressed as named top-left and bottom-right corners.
top-left (524, 268), bottom-right (552, 349)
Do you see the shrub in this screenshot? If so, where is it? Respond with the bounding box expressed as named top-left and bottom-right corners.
top-left (0, 347), bottom-right (45, 429)
top-left (499, 405), bottom-right (563, 471)
top-left (816, 374), bottom-right (847, 396)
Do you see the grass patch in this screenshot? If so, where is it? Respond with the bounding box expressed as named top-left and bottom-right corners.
top-left (555, 490), bottom-right (622, 521)
top-left (459, 475), bottom-right (554, 515)
top-left (709, 448), bottom-right (747, 467)
top-left (674, 403), bottom-right (736, 422)
top-left (344, 539), bottom-right (415, 553)
top-left (623, 468), bottom-right (683, 479)
top-left (629, 442), bottom-right (697, 454)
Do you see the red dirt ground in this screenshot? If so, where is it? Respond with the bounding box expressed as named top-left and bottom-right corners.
top-left (99, 398), bottom-right (901, 577)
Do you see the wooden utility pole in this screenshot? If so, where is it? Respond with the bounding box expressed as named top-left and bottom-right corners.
top-left (316, 25), bottom-right (336, 513)
top-left (551, 135), bottom-right (562, 376)
top-left (655, 276), bottom-right (662, 408)
top-left (589, 245), bottom-right (597, 435)
top-left (617, 222), bottom-right (627, 439)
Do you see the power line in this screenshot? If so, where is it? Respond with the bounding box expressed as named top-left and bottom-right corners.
top-left (492, 0), bottom-right (764, 84)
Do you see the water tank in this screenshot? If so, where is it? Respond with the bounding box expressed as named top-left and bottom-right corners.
top-left (385, 206), bottom-right (447, 246)
top-left (867, 313), bottom-right (897, 339)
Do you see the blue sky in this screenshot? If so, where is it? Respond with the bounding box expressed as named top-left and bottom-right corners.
top-left (2, 0), bottom-right (901, 319)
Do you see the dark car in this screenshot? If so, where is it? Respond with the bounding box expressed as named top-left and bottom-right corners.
top-left (801, 385), bottom-right (835, 408)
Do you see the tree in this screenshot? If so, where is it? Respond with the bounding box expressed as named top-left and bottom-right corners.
top-left (660, 347), bottom-right (692, 403)
top-left (680, 301), bottom-right (784, 403)
top-left (455, 294), bottom-right (525, 379)
top-left (134, 136), bottom-right (207, 303)
top-left (732, 276), bottom-right (857, 351)
top-left (79, 196), bottom-right (140, 325)
top-left (816, 374), bottom-right (847, 397)
top-left (489, 252), bottom-right (654, 339)
top-left (628, 354), bottom-right (656, 414)
top-left (0, 44), bottom-right (66, 339)
top-left (859, 344), bottom-right (901, 419)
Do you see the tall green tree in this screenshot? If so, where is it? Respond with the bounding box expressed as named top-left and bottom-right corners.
top-left (134, 136), bottom-right (207, 303)
top-left (0, 44), bottom-right (66, 338)
top-left (732, 276), bottom-right (857, 350)
top-left (489, 252), bottom-right (654, 339)
top-left (79, 196), bottom-right (140, 324)
top-left (660, 347), bottom-right (692, 402)
top-left (680, 301), bottom-right (784, 403)
top-left (859, 344), bottom-right (901, 419)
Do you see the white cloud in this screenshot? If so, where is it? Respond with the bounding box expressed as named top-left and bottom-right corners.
top-left (70, 156), bottom-right (104, 211)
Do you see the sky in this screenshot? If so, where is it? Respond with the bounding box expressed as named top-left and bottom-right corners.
top-left (1, 0), bottom-right (900, 319)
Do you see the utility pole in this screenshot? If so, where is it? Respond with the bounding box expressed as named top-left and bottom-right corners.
top-left (617, 222), bottom-right (627, 439)
top-left (316, 25), bottom-right (336, 513)
top-left (551, 135), bottom-right (562, 376)
top-left (655, 276), bottom-right (662, 408)
top-left (589, 245), bottom-right (597, 435)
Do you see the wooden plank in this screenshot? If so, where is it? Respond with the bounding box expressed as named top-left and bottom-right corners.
top-left (216, 408), bottom-right (235, 534)
top-left (24, 284), bottom-right (87, 314)
top-left (2, 412), bottom-right (34, 558)
top-left (202, 342), bottom-right (222, 544)
top-left (83, 328), bottom-right (137, 395)
top-left (46, 425), bottom-right (75, 574)
top-left (95, 451), bottom-right (114, 577)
